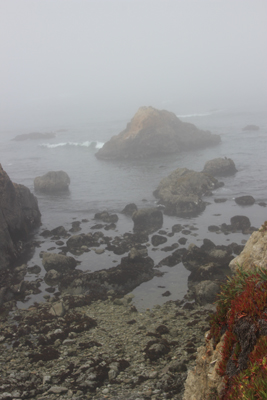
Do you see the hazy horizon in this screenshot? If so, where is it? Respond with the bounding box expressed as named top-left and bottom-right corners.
top-left (1, 0), bottom-right (266, 130)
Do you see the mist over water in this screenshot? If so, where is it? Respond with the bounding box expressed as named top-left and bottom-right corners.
top-left (0, 1), bottom-right (267, 309)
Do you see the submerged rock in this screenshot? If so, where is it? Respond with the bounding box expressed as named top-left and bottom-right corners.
top-left (95, 106), bottom-right (221, 160)
top-left (34, 170), bottom-right (70, 193)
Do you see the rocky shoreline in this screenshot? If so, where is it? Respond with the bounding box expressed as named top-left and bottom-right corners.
top-left (0, 292), bottom-right (214, 400)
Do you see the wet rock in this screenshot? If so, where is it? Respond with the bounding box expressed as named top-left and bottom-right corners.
top-left (132, 207), bottom-right (163, 234)
top-left (235, 195), bottom-right (255, 206)
top-left (121, 203), bottom-right (138, 216)
top-left (50, 226), bottom-right (69, 237)
top-left (27, 265), bottom-right (41, 274)
top-left (153, 168), bottom-right (222, 217)
top-left (214, 198), bottom-right (227, 203)
top-left (94, 211), bottom-right (118, 223)
top-left (202, 157), bottom-right (237, 176)
top-left (178, 237), bottom-right (187, 245)
top-left (151, 234), bottom-right (168, 247)
top-left (69, 221), bottom-right (81, 233)
top-left (42, 252), bottom-right (77, 273)
top-left (159, 248), bottom-right (187, 267)
top-left (230, 215), bottom-right (251, 231)
top-left (34, 171), bottom-right (70, 193)
top-left (208, 225), bottom-right (220, 232)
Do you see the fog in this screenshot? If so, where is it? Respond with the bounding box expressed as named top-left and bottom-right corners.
top-left (0, 0), bottom-right (266, 129)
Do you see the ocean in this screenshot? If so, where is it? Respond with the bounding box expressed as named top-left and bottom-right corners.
top-left (1, 108), bottom-right (267, 310)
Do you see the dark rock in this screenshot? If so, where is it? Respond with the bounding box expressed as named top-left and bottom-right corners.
top-left (69, 221), bottom-right (81, 233)
top-left (132, 207), bottom-right (163, 234)
top-left (208, 225), bottom-right (220, 232)
top-left (121, 203), bottom-right (138, 216)
top-left (172, 224), bottom-right (183, 233)
top-left (144, 339), bottom-right (171, 361)
top-left (178, 237), bottom-right (187, 245)
top-left (95, 106), bottom-right (220, 160)
top-left (230, 215), bottom-right (251, 231)
top-left (34, 171), bottom-right (70, 193)
top-left (242, 125), bottom-right (259, 131)
top-left (27, 265), bottom-right (41, 274)
top-left (153, 168), bottom-right (221, 217)
top-left (189, 280), bottom-right (221, 305)
top-left (50, 226), bottom-right (69, 237)
top-left (94, 211), bottom-right (118, 223)
top-left (161, 243), bottom-right (179, 252)
top-left (203, 157), bottom-right (237, 176)
top-left (151, 234), bottom-right (168, 247)
top-left (162, 291), bottom-right (171, 297)
top-left (159, 248), bottom-right (187, 267)
top-left (0, 164), bottom-right (41, 272)
top-left (235, 195), bottom-right (255, 206)
top-left (214, 198), bottom-right (227, 203)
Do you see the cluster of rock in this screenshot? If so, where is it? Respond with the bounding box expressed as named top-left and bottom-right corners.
top-left (95, 106), bottom-right (221, 160)
top-left (0, 291), bottom-right (214, 400)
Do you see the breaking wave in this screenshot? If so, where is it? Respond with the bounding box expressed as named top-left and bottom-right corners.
top-left (40, 141), bottom-right (104, 149)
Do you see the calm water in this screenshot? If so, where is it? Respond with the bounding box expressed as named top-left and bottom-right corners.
top-left (1, 108), bottom-right (267, 310)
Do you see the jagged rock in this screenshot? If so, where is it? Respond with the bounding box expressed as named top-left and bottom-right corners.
top-left (0, 164), bottom-right (41, 272)
top-left (132, 207), bottom-right (163, 234)
top-left (153, 168), bottom-right (222, 217)
top-left (34, 170), bottom-right (70, 193)
top-left (12, 132), bottom-right (56, 141)
top-left (95, 106), bottom-right (220, 160)
top-left (202, 157), bottom-right (237, 176)
top-left (235, 195), bottom-right (255, 206)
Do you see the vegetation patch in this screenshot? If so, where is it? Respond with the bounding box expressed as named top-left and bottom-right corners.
top-left (208, 265), bottom-right (267, 399)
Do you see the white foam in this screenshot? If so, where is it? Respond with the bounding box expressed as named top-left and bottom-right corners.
top-left (40, 140), bottom-right (105, 149)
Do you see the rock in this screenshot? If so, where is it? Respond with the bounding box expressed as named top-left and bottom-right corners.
top-left (94, 211), bottom-right (118, 223)
top-left (229, 222), bottom-right (267, 273)
top-left (42, 252), bottom-right (77, 273)
top-left (0, 164), bottom-right (41, 272)
top-left (27, 265), bottom-right (41, 274)
top-left (121, 203), bottom-right (138, 216)
top-left (95, 106), bottom-right (220, 160)
top-left (34, 171), bottom-right (70, 193)
top-left (202, 157), bottom-right (237, 176)
top-left (191, 280), bottom-right (220, 305)
top-left (12, 132), bottom-right (56, 141)
top-left (234, 195), bottom-right (255, 206)
top-left (151, 234), bottom-right (168, 247)
top-left (153, 168), bottom-right (222, 217)
top-left (230, 215), bottom-right (251, 231)
top-left (132, 207), bottom-right (163, 234)
top-left (49, 301), bottom-right (65, 317)
top-left (242, 124), bottom-right (259, 131)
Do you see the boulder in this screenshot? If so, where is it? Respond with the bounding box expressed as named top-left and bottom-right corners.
top-left (242, 125), bottom-right (259, 131)
top-left (13, 132), bottom-right (56, 141)
top-left (153, 168), bottom-right (222, 216)
top-left (202, 157), bottom-right (237, 176)
top-left (121, 203), bottom-right (138, 216)
top-left (190, 280), bottom-right (220, 305)
top-left (95, 106), bottom-right (221, 160)
top-left (151, 234), bottom-right (168, 247)
top-left (34, 171), bottom-right (70, 193)
top-left (132, 207), bottom-right (163, 233)
top-left (42, 252), bottom-right (77, 273)
top-left (0, 164), bottom-right (41, 271)
top-left (234, 195), bottom-right (255, 206)
top-left (230, 215), bottom-right (251, 231)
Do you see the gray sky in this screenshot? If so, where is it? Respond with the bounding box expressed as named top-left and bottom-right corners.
top-left (0, 0), bottom-right (266, 128)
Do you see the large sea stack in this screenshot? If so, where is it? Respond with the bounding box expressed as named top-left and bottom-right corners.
top-left (95, 106), bottom-right (221, 160)
top-left (0, 164), bottom-right (41, 271)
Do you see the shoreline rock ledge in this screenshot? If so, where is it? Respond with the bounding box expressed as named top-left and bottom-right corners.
top-left (95, 106), bottom-right (221, 160)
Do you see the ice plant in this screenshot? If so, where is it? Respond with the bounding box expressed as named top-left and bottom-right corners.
top-left (208, 263), bottom-right (267, 399)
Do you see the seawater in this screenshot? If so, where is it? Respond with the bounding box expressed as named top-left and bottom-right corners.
top-left (0, 109), bottom-right (267, 310)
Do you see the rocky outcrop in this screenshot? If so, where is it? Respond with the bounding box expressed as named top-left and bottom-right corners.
top-left (183, 222), bottom-right (267, 399)
top-left (234, 195), bottom-right (255, 206)
top-left (153, 168), bottom-right (222, 216)
top-left (95, 106), bottom-right (221, 160)
top-left (202, 157), bottom-right (237, 176)
top-left (0, 164), bottom-right (41, 272)
top-left (34, 171), bottom-right (70, 193)
top-left (12, 132), bottom-right (56, 141)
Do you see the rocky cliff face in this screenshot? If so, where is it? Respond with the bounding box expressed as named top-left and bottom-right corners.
top-left (0, 164), bottom-right (41, 271)
top-left (183, 223), bottom-right (267, 399)
top-left (95, 106), bottom-right (221, 160)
